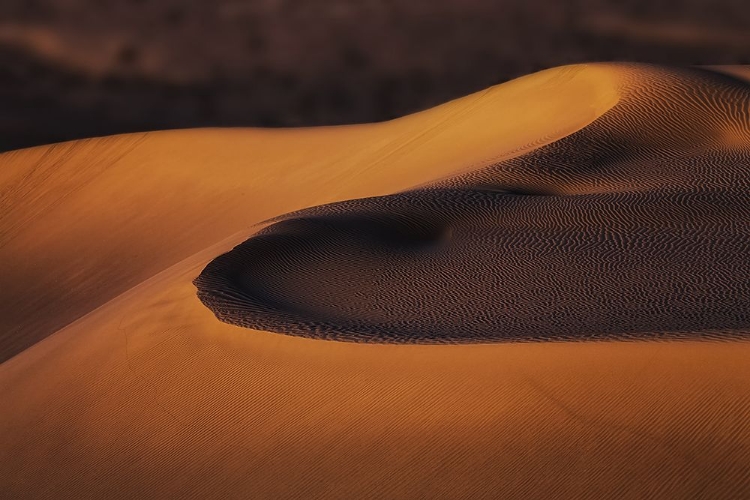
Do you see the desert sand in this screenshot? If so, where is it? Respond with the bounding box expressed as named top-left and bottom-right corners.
top-left (1, 63), bottom-right (749, 498)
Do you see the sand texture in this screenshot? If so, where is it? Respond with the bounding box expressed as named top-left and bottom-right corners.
top-left (196, 66), bottom-right (750, 342)
top-left (1, 63), bottom-right (749, 498)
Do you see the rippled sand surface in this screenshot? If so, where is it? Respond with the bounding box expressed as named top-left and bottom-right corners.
top-left (1, 64), bottom-right (749, 498)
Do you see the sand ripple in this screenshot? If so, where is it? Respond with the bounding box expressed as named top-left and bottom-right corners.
top-left (195, 64), bottom-right (750, 342)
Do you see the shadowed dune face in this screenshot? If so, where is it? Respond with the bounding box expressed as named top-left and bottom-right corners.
top-left (195, 65), bottom-right (750, 343)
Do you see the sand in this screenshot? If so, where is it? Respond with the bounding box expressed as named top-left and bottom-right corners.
top-left (195, 65), bottom-right (750, 343)
top-left (1, 63), bottom-right (749, 498)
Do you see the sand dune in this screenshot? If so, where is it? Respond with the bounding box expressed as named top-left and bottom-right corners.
top-left (1, 64), bottom-right (750, 498)
top-left (0, 63), bottom-right (617, 362)
top-left (195, 65), bottom-right (750, 343)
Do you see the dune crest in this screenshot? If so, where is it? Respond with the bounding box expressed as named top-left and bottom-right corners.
top-left (2, 64), bottom-right (750, 499)
top-left (195, 64), bottom-right (750, 343)
top-left (0, 63), bottom-right (618, 361)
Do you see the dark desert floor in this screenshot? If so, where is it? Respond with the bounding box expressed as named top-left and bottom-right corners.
top-left (3, 0), bottom-right (750, 152)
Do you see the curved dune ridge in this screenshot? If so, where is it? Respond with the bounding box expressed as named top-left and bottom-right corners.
top-left (0, 62), bottom-right (618, 362)
top-left (3, 63), bottom-right (750, 500)
top-left (195, 65), bottom-right (750, 343)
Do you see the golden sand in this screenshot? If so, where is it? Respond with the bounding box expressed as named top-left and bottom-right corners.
top-left (1, 64), bottom-right (749, 498)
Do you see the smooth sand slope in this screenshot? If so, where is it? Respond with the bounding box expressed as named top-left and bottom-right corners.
top-left (0, 63), bottom-right (617, 362)
top-left (1, 64), bottom-right (750, 498)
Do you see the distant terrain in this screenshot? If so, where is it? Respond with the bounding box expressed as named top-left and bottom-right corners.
top-left (1, 0), bottom-right (750, 151)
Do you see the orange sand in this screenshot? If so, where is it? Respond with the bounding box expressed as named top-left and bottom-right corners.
top-left (0, 64), bottom-right (749, 498)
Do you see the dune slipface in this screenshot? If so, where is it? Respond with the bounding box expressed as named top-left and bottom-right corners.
top-left (195, 65), bottom-right (750, 343)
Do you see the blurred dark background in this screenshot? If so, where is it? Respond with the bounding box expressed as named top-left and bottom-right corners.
top-left (1, 0), bottom-right (749, 152)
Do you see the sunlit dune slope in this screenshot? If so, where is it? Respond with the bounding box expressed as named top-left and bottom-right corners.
top-left (0, 63), bottom-right (618, 362)
top-left (1, 64), bottom-right (750, 499)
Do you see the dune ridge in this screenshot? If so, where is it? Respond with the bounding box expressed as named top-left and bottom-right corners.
top-left (1, 63), bottom-right (750, 499)
top-left (195, 64), bottom-right (750, 343)
top-left (0, 63), bottom-right (618, 362)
